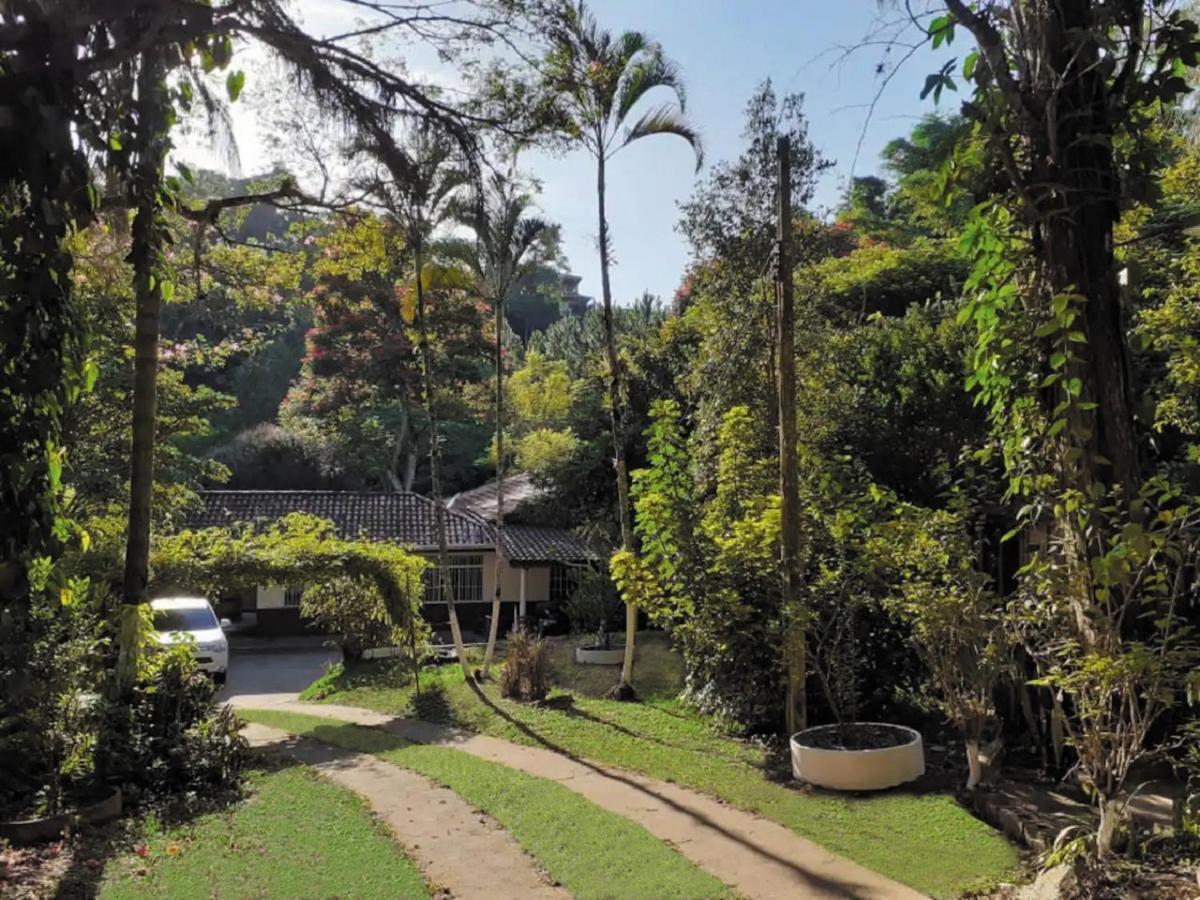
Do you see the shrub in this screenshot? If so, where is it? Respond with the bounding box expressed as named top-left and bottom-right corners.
top-left (565, 568), bottom-right (623, 650)
top-left (97, 642), bottom-right (248, 805)
top-left (0, 583), bottom-right (106, 815)
top-left (500, 630), bottom-right (551, 701)
top-left (301, 577), bottom-right (415, 663)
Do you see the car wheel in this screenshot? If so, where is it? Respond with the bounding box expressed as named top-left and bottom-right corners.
top-left (213, 672), bottom-right (227, 686)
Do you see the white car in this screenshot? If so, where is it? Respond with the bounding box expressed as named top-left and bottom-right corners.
top-left (150, 596), bottom-right (230, 683)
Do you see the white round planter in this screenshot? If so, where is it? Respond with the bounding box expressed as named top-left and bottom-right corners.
top-left (791, 723), bottom-right (925, 791)
top-left (574, 645), bottom-right (626, 665)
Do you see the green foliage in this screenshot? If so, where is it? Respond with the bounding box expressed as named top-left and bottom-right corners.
top-left (301, 577), bottom-right (421, 663)
top-left (98, 644), bottom-right (248, 806)
top-left (151, 513), bottom-right (428, 640)
top-left (279, 212), bottom-right (493, 493)
top-left (870, 500), bottom-right (1008, 784)
top-left (614, 401), bottom-right (787, 729)
top-left (564, 567), bottom-right (624, 649)
top-left (0, 583), bottom-right (107, 813)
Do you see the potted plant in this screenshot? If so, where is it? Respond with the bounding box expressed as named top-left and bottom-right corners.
top-left (567, 568), bottom-right (628, 665)
top-left (794, 575), bottom-right (926, 791)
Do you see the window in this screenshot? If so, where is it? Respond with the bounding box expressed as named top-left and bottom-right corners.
top-left (549, 565), bottom-right (577, 604)
top-left (284, 586), bottom-right (303, 608)
top-left (153, 606), bottom-right (219, 632)
top-left (423, 554), bottom-right (484, 604)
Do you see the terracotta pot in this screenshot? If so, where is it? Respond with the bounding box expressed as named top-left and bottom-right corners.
top-left (790, 724), bottom-right (925, 791)
top-left (574, 645), bottom-right (627, 665)
top-left (0, 787), bottom-right (123, 844)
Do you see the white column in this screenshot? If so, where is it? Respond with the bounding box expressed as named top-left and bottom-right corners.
top-left (518, 568), bottom-right (527, 619)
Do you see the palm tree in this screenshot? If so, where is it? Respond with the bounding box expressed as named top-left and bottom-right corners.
top-left (541, 1), bottom-right (702, 696)
top-left (447, 164), bottom-right (559, 670)
top-left (358, 125), bottom-right (474, 679)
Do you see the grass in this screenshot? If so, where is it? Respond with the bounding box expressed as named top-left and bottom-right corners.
top-left (240, 708), bottom-right (733, 900)
top-left (99, 763), bottom-right (428, 899)
top-left (305, 635), bottom-right (1022, 899)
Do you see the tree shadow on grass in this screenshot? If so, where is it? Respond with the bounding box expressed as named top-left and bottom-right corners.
top-left (46, 759), bottom-right (273, 900)
top-left (460, 681), bottom-right (886, 898)
top-left (409, 682), bottom-right (455, 725)
top-left (560, 702), bottom-right (750, 761)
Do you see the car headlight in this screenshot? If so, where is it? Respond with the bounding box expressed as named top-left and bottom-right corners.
top-left (197, 641), bottom-right (227, 653)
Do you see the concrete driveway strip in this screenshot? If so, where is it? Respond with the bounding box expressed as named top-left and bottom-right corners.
top-left (254, 701), bottom-right (929, 900)
top-left (244, 722), bottom-right (567, 900)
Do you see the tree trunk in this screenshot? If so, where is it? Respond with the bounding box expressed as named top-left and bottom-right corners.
top-left (965, 739), bottom-right (983, 791)
top-left (386, 406), bottom-right (411, 493)
top-left (483, 288), bottom-right (506, 669)
top-left (118, 49), bottom-right (168, 687)
top-left (776, 138), bottom-right (805, 735)
top-left (413, 243), bottom-right (470, 679)
top-left (1096, 796), bottom-right (1122, 858)
top-left (122, 49), bottom-right (168, 607)
top-left (596, 155), bottom-right (638, 698)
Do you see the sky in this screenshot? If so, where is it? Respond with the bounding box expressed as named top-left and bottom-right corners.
top-left (180, 1), bottom-right (955, 306)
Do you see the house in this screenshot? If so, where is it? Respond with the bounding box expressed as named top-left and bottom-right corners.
top-left (187, 490), bottom-right (595, 638)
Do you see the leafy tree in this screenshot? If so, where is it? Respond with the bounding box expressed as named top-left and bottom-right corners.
top-left (355, 125), bottom-right (478, 676)
top-left (280, 213), bottom-right (490, 494)
top-left (445, 165), bottom-right (559, 666)
top-left (540, 0), bottom-right (703, 695)
top-left (929, 0), bottom-right (1200, 853)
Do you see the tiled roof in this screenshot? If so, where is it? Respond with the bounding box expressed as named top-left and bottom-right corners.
top-left (188, 491), bottom-right (596, 563)
top-left (503, 525), bottom-right (598, 564)
top-left (188, 491), bottom-right (492, 550)
top-left (446, 472), bottom-right (543, 523)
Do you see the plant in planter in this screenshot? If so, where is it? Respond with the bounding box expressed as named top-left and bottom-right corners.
top-left (565, 567), bottom-right (625, 661)
top-left (790, 473), bottom-right (926, 790)
top-left (871, 500), bottom-right (1009, 790)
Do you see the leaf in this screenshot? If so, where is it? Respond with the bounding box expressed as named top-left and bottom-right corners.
top-left (920, 73), bottom-right (942, 101)
top-left (963, 50), bottom-right (979, 80)
top-left (226, 70), bottom-right (245, 102)
top-left (108, 133), bottom-right (123, 151)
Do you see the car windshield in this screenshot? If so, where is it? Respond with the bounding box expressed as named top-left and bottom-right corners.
top-left (153, 606), bottom-right (218, 632)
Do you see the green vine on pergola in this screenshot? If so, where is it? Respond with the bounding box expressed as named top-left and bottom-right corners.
top-left (149, 513), bottom-right (428, 637)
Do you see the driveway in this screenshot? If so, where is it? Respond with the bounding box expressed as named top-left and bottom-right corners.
top-left (219, 641), bottom-right (340, 708)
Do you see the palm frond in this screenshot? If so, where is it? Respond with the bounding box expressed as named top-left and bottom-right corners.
top-left (614, 45), bottom-right (687, 126)
top-left (619, 104), bottom-right (704, 170)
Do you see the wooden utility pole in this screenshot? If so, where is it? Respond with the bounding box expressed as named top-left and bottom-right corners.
top-left (775, 136), bottom-right (805, 735)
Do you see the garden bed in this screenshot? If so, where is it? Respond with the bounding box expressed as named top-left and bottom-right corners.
top-left (0, 788), bottom-right (123, 845)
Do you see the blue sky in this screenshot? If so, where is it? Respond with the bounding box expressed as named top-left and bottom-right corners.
top-left (189, 1), bottom-right (955, 305)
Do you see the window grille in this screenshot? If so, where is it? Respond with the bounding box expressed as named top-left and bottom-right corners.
top-left (423, 554), bottom-right (485, 604)
top-left (284, 586), bottom-right (303, 608)
top-left (550, 565), bottom-right (577, 604)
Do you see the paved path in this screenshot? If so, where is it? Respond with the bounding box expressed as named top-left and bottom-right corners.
top-left (219, 647), bottom-right (339, 708)
top-left (244, 722), bottom-right (567, 900)
top-left (248, 700), bottom-right (927, 900)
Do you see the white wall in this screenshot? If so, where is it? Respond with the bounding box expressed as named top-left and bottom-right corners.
top-left (256, 584), bottom-right (286, 609)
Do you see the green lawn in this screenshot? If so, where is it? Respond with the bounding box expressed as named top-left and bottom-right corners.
top-left (305, 637), bottom-right (1021, 899)
top-left (240, 708), bottom-right (732, 900)
top-left (100, 764), bottom-right (428, 899)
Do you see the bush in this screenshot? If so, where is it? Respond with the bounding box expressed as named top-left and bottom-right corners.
top-left (564, 568), bottom-right (623, 650)
top-left (97, 643), bottom-right (248, 805)
top-left (301, 577), bottom-right (409, 663)
top-left (500, 630), bottom-right (551, 702)
top-left (0, 584), bottom-right (106, 815)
